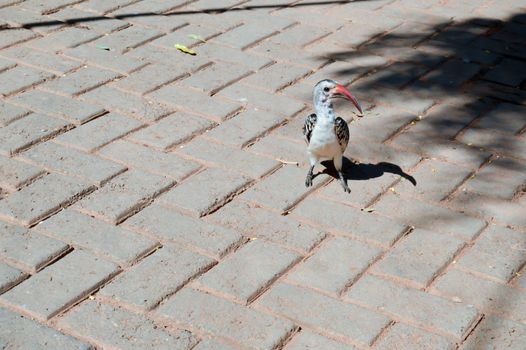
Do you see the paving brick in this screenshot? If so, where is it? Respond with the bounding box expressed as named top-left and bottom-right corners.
top-left (484, 58), bottom-right (526, 87)
top-left (149, 84), bottom-right (241, 122)
top-left (55, 112), bottom-right (142, 152)
top-left (73, 169), bottom-right (173, 224)
top-left (181, 62), bottom-right (253, 95)
top-left (474, 103), bottom-right (526, 134)
top-left (0, 46), bottom-right (81, 74)
top-left (0, 155), bottom-right (44, 191)
top-left (319, 170), bottom-right (400, 209)
top-left (373, 323), bottom-right (456, 350)
top-left (41, 66), bottom-right (120, 96)
top-left (249, 40), bottom-right (326, 68)
top-left (449, 191), bottom-right (526, 230)
top-left (197, 42), bottom-right (273, 70)
top-left (0, 113), bottom-right (71, 156)
top-left (205, 109), bottom-right (284, 148)
top-left (345, 275), bottom-right (479, 340)
top-left (347, 141), bottom-right (422, 172)
top-left (62, 45), bottom-right (147, 74)
top-left (159, 168), bottom-right (251, 217)
top-left (0, 173), bottom-right (93, 226)
top-left (36, 210), bottom-right (158, 266)
top-left (114, 0), bottom-right (190, 14)
top-left (0, 100), bottom-right (29, 127)
top-left (458, 128), bottom-right (526, 160)
top-left (59, 300), bottom-right (196, 350)
top-left (241, 165), bottom-right (323, 212)
top-left (213, 22), bottom-right (279, 49)
top-left (90, 26), bottom-right (163, 53)
top-left (27, 27), bottom-right (101, 52)
top-left (0, 221), bottom-right (69, 273)
top-left (394, 158), bottom-right (472, 201)
top-left (292, 197), bottom-right (407, 248)
top-left (156, 287), bottom-right (296, 350)
top-left (393, 100), bottom-right (486, 141)
top-left (268, 24), bottom-right (330, 48)
top-left (112, 63), bottom-right (188, 95)
top-left (248, 134), bottom-right (309, 167)
top-left (150, 23), bottom-right (223, 49)
top-left (463, 157), bottom-right (526, 199)
top-left (257, 282), bottom-right (390, 346)
top-left (0, 308), bottom-right (92, 350)
top-left (197, 240), bottom-right (299, 302)
top-left (455, 225), bottom-right (526, 282)
top-left (217, 83), bottom-right (305, 118)
top-left (127, 113), bottom-right (213, 150)
top-left (0, 250), bottom-right (118, 320)
top-left (50, 7), bottom-right (128, 33)
top-left (434, 269), bottom-right (526, 323)
top-left (178, 137), bottom-right (279, 179)
top-left (19, 0), bottom-right (82, 15)
top-left (285, 331), bottom-right (357, 350)
top-left (461, 315), bottom-right (526, 350)
top-left (286, 236), bottom-right (382, 294)
top-left (192, 339), bottom-right (240, 350)
top-left (209, 200), bottom-right (324, 253)
top-left (0, 66), bottom-right (54, 96)
top-left (0, 5), bottom-right (63, 33)
top-left (123, 203), bottom-right (242, 258)
top-left (21, 141), bottom-right (124, 185)
top-left (346, 105), bottom-right (416, 144)
top-left (9, 89), bottom-right (105, 125)
top-left (391, 134), bottom-right (490, 170)
top-left (127, 44), bottom-right (212, 72)
top-left (241, 62), bottom-right (312, 92)
top-left (0, 263), bottom-right (26, 294)
top-left (374, 229), bottom-right (465, 286)
top-left (100, 244), bottom-right (214, 309)
top-left (82, 86), bottom-right (173, 121)
top-left (0, 28), bottom-right (38, 49)
top-left (373, 192), bottom-right (486, 241)
top-left (99, 140), bottom-right (200, 180)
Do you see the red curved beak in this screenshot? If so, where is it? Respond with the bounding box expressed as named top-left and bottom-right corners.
top-left (334, 84), bottom-right (363, 114)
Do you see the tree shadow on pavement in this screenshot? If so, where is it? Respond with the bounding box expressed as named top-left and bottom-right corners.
top-left (313, 8), bottom-right (526, 341)
top-left (320, 12), bottom-right (526, 166)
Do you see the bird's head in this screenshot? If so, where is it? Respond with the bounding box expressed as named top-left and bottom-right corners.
top-left (313, 79), bottom-right (362, 115)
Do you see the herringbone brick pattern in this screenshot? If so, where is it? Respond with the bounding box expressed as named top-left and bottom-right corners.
top-left (1, 0), bottom-right (526, 349)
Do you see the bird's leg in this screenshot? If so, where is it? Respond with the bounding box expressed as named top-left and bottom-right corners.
top-left (334, 155), bottom-right (350, 193)
top-left (305, 165), bottom-right (314, 187)
top-left (305, 153), bottom-right (316, 187)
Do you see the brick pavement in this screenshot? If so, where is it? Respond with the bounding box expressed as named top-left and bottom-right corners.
top-left (0, 0), bottom-right (525, 349)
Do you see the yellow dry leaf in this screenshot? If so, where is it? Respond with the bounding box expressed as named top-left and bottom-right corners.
top-left (175, 44), bottom-right (196, 55)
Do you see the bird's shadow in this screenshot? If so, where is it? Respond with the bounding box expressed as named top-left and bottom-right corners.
top-left (315, 157), bottom-right (417, 186)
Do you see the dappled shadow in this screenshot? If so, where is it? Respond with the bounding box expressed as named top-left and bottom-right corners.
top-left (321, 12), bottom-right (526, 166)
top-left (0, 0), bottom-right (369, 30)
top-left (315, 11), bottom-right (526, 210)
top-left (316, 157), bottom-right (416, 185)
top-left (314, 9), bottom-right (526, 339)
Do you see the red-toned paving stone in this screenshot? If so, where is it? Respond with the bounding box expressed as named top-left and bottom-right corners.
top-left (1, 0), bottom-right (524, 347)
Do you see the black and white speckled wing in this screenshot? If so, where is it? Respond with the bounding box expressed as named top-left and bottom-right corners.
top-left (303, 113), bottom-right (317, 145)
top-left (334, 116), bottom-right (349, 153)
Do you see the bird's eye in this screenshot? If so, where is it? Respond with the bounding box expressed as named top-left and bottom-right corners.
top-left (323, 87), bottom-right (330, 92)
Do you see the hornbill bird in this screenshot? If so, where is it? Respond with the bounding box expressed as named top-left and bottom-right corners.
top-left (303, 79), bottom-right (363, 193)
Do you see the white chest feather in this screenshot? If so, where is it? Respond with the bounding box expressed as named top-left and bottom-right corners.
top-left (308, 121), bottom-right (340, 158)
